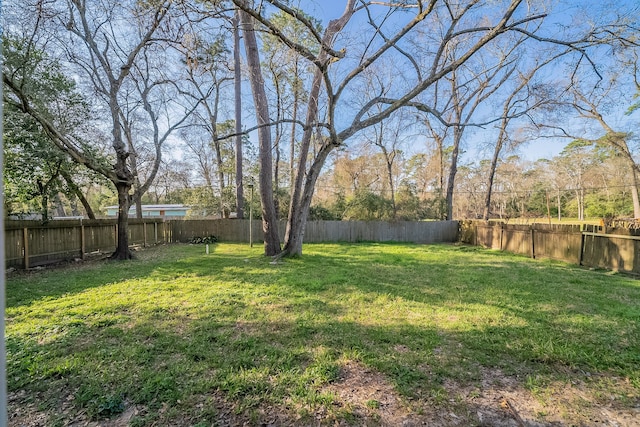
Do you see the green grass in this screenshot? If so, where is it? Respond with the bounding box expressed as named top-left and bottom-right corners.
top-left (6, 242), bottom-right (640, 425)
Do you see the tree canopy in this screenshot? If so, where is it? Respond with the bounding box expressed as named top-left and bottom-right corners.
top-left (3, 0), bottom-right (640, 258)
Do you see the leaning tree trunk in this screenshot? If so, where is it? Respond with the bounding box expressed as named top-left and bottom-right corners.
top-left (75, 189), bottom-right (96, 219)
top-left (61, 170), bottom-right (96, 219)
top-left (483, 129), bottom-right (506, 220)
top-left (283, 65), bottom-right (324, 257)
top-left (445, 126), bottom-right (463, 220)
top-left (282, 1), bottom-right (356, 257)
top-left (284, 142), bottom-right (335, 256)
top-left (239, 7), bottom-right (281, 256)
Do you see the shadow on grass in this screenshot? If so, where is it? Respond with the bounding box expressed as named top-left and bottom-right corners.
top-left (5, 244), bottom-right (228, 308)
top-left (10, 294), bottom-right (637, 425)
top-left (7, 242), bottom-right (640, 425)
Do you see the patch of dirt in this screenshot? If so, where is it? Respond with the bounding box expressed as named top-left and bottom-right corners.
top-left (8, 391), bottom-right (49, 427)
top-left (9, 366), bottom-right (640, 426)
top-left (319, 362), bottom-right (640, 427)
top-left (322, 360), bottom-right (419, 425)
top-left (443, 367), bottom-right (640, 427)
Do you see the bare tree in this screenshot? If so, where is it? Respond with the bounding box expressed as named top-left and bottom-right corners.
top-left (6, 1), bottom-right (204, 258)
top-left (229, 0), bottom-right (606, 256)
top-left (182, 30), bottom-right (235, 217)
top-left (534, 68), bottom-right (640, 218)
top-left (481, 52), bottom-right (563, 220)
top-left (569, 90), bottom-right (640, 218)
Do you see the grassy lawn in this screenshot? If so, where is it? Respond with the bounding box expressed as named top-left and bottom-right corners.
top-left (7, 243), bottom-right (640, 426)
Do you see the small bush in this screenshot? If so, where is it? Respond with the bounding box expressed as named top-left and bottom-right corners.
top-left (189, 235), bottom-right (218, 244)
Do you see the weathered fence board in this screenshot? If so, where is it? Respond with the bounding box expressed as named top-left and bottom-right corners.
top-left (7, 218), bottom-right (638, 274)
top-left (581, 229), bottom-right (640, 273)
top-left (533, 228), bottom-right (582, 264)
top-left (461, 221), bottom-right (640, 274)
top-left (316, 220), bottom-right (457, 244)
top-left (5, 219), bottom-right (164, 269)
top-left (6, 219), bottom-right (459, 269)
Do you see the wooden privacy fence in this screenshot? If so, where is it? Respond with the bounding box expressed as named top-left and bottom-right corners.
top-left (5, 219), bottom-right (165, 269)
top-left (5, 219), bottom-right (459, 269)
top-left (460, 221), bottom-right (640, 274)
top-left (165, 219), bottom-right (459, 245)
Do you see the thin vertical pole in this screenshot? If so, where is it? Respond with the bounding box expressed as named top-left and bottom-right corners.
top-left (530, 227), bottom-right (535, 259)
top-left (546, 191), bottom-right (551, 225)
top-left (23, 227), bottom-right (29, 269)
top-left (249, 185), bottom-right (254, 248)
top-left (80, 224), bottom-right (86, 260)
top-left (579, 223), bottom-right (586, 266)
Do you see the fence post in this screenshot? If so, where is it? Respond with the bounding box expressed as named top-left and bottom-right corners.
top-left (143, 221), bottom-right (148, 248)
top-left (579, 223), bottom-right (586, 266)
top-left (80, 224), bottom-right (86, 260)
top-left (472, 222), bottom-right (477, 246)
top-left (500, 223), bottom-right (504, 251)
top-left (530, 227), bottom-right (535, 259)
top-left (22, 227), bottom-right (30, 269)
top-left (154, 222), bottom-right (158, 244)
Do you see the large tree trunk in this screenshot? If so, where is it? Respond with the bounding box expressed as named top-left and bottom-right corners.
top-left (234, 10), bottom-right (244, 220)
top-left (272, 72), bottom-right (283, 219)
top-left (111, 103), bottom-right (134, 260)
top-left (289, 71), bottom-right (299, 188)
top-left (283, 141), bottom-right (334, 256)
top-left (445, 127), bottom-right (463, 220)
top-left (239, 7), bottom-right (281, 255)
top-left (282, 68), bottom-right (323, 256)
top-left (282, 1), bottom-right (356, 257)
top-left (112, 182), bottom-right (133, 260)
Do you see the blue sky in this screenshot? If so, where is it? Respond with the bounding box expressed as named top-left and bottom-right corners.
top-left (226, 1), bottom-right (639, 167)
top-left (306, 0), bottom-right (640, 162)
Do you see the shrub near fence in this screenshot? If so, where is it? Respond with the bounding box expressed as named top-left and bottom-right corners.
top-left (460, 221), bottom-right (640, 275)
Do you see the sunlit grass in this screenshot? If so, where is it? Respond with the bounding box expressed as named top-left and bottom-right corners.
top-left (6, 242), bottom-right (640, 425)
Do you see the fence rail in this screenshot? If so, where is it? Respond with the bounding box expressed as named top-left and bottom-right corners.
top-left (6, 218), bottom-right (638, 274)
top-left (5, 219), bottom-right (164, 269)
top-left (5, 219), bottom-right (459, 269)
top-left (460, 221), bottom-right (640, 275)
